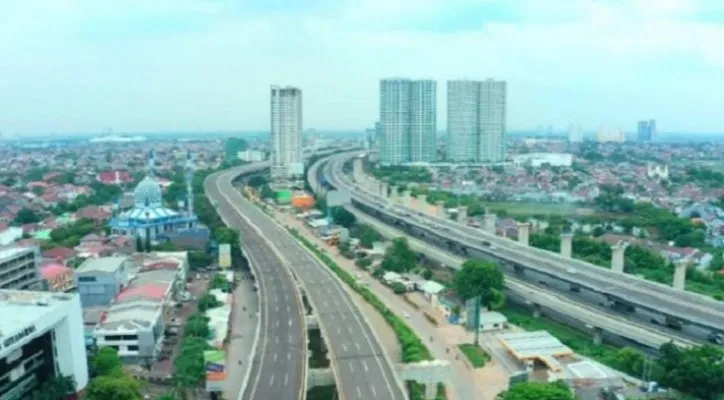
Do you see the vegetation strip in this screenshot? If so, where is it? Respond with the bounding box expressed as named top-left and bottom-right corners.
top-left (286, 228), bottom-right (447, 400)
top-left (457, 344), bottom-right (491, 368)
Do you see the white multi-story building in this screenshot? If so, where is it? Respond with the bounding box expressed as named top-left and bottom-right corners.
top-left (0, 290), bottom-right (89, 399)
top-left (270, 86), bottom-right (303, 185)
top-left (379, 79), bottom-right (437, 165)
top-left (0, 247), bottom-right (42, 291)
top-left (568, 124), bottom-right (583, 143)
top-left (237, 149), bottom-right (267, 163)
top-left (447, 79), bottom-right (506, 163)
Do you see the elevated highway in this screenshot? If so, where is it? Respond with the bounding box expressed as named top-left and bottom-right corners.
top-left (209, 158), bottom-right (407, 400)
top-left (314, 151), bottom-right (724, 344)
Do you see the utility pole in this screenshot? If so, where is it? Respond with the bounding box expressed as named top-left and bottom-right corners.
top-left (473, 295), bottom-right (482, 346)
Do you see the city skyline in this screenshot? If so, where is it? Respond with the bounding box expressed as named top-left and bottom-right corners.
top-left (379, 79), bottom-right (437, 165)
top-left (2, 0), bottom-right (724, 135)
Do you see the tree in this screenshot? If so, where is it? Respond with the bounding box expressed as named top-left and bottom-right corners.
top-left (391, 282), bottom-right (407, 294)
top-left (188, 251), bottom-right (213, 270)
top-left (331, 207), bottom-right (356, 228)
top-left (380, 237), bottom-right (418, 273)
top-left (31, 375), bottom-right (76, 400)
top-left (197, 292), bottom-right (223, 312)
top-left (144, 234), bottom-right (151, 253)
top-left (135, 236), bottom-right (143, 253)
top-left (14, 207), bottom-right (41, 224)
top-left (421, 268), bottom-right (433, 280)
top-left (174, 336), bottom-right (209, 389)
top-left (497, 380), bottom-right (574, 400)
top-left (184, 313), bottom-right (211, 339)
top-left (248, 175), bottom-right (268, 188)
top-left (658, 342), bottom-right (724, 400)
top-left (453, 259), bottom-right (505, 309)
top-left (92, 346), bottom-right (123, 377)
top-left (85, 375), bottom-right (144, 400)
top-left (215, 227), bottom-right (240, 247)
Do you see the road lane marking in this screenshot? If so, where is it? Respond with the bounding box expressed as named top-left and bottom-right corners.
top-left (287, 352), bottom-right (291, 360)
top-left (342, 344), bottom-right (347, 352)
top-left (273, 353), bottom-right (277, 362)
top-left (357, 386), bottom-right (362, 398)
top-left (362, 360), bottom-right (369, 372)
top-left (349, 363), bottom-right (354, 373)
top-left (269, 375), bottom-right (275, 386)
top-left (371, 386), bottom-right (377, 397)
top-left (355, 342), bottom-right (360, 350)
top-left (289, 320), bottom-right (293, 327)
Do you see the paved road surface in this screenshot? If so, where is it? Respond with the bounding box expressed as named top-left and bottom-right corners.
top-left (213, 169), bottom-right (407, 400)
top-left (224, 277), bottom-right (258, 399)
top-left (206, 170), bottom-right (306, 400)
top-left (323, 152), bottom-right (724, 333)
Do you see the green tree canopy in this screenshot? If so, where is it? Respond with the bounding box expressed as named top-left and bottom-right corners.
top-left (84, 375), bottom-right (144, 400)
top-left (14, 207), bottom-right (41, 224)
top-left (92, 347), bottom-right (123, 377)
top-left (497, 381), bottom-right (574, 400)
top-left (453, 259), bottom-right (505, 309)
top-left (380, 237), bottom-right (418, 273)
top-left (31, 375), bottom-right (76, 400)
top-left (174, 336), bottom-right (210, 389)
top-left (184, 313), bottom-right (211, 339)
top-left (658, 342), bottom-right (724, 400)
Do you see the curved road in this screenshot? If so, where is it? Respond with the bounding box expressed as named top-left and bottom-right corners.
top-left (210, 166), bottom-right (407, 400)
top-left (206, 166), bottom-right (306, 400)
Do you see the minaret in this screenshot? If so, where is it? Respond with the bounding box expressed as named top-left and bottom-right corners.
top-left (148, 150), bottom-right (156, 178)
top-left (185, 151), bottom-right (195, 218)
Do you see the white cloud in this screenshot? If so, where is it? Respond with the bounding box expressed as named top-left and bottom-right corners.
top-left (0, 0), bottom-right (723, 135)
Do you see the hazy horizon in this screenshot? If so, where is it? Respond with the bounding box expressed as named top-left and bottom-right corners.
top-left (2, 0), bottom-right (724, 135)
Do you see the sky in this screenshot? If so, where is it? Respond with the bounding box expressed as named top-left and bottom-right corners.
top-left (1, 0), bottom-right (724, 136)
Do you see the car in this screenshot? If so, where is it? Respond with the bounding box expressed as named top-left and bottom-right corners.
top-left (566, 268), bottom-right (577, 274)
top-left (403, 312), bottom-right (410, 318)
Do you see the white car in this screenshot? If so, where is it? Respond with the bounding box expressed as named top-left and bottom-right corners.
top-left (403, 312), bottom-right (410, 318)
top-left (566, 267), bottom-right (577, 274)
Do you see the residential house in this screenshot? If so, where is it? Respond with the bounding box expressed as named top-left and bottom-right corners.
top-left (42, 246), bottom-right (78, 265)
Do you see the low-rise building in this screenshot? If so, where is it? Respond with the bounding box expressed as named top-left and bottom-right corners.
top-left (75, 256), bottom-right (131, 307)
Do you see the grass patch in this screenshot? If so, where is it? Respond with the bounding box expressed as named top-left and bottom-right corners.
top-left (306, 385), bottom-right (337, 400)
top-left (458, 343), bottom-right (490, 368)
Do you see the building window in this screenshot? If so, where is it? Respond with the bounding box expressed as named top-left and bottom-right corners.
top-left (121, 335), bottom-right (138, 341)
top-left (78, 276), bottom-right (97, 282)
top-left (127, 345), bottom-right (139, 351)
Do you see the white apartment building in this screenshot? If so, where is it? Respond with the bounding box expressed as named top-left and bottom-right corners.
top-left (379, 79), bottom-right (437, 165)
top-left (0, 290), bottom-right (89, 400)
top-left (237, 149), bottom-right (267, 163)
top-left (447, 79), bottom-right (507, 163)
top-left (568, 124), bottom-right (583, 143)
top-left (270, 86), bottom-right (303, 184)
top-left (0, 247), bottom-right (42, 291)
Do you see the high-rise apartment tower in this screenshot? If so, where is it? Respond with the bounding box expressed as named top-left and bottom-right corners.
top-left (379, 79), bottom-right (437, 165)
top-left (447, 79), bottom-right (506, 163)
top-left (270, 86), bottom-right (303, 184)
top-left (637, 119), bottom-right (656, 141)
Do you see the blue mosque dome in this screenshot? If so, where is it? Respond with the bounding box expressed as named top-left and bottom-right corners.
top-left (134, 176), bottom-right (163, 207)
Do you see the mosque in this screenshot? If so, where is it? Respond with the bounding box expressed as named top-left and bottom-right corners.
top-left (109, 151), bottom-right (198, 240)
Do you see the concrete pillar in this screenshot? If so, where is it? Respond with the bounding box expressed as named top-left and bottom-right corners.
top-left (484, 213), bottom-right (496, 234)
top-left (517, 222), bottom-right (530, 246)
top-left (593, 327), bottom-right (603, 345)
top-left (381, 183), bottom-right (389, 198)
top-left (435, 201), bottom-right (445, 218)
top-left (457, 206), bottom-right (468, 223)
top-left (418, 194), bottom-right (427, 212)
top-left (533, 304), bottom-right (542, 318)
top-left (611, 243), bottom-right (626, 273)
top-left (560, 233), bottom-right (573, 258)
top-left (376, 181), bottom-right (384, 197)
top-left (402, 191), bottom-right (412, 207)
top-left (673, 261), bottom-right (688, 291)
top-left (424, 383), bottom-right (437, 400)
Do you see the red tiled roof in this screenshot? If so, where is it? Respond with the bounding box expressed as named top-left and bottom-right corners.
top-left (42, 246), bottom-right (77, 260)
top-left (116, 283), bottom-right (168, 302)
top-left (142, 261), bottom-right (179, 272)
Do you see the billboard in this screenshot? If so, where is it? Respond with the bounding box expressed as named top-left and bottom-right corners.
top-left (326, 190), bottom-right (351, 207)
top-left (218, 244), bottom-right (231, 269)
top-left (204, 350), bottom-right (226, 392)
